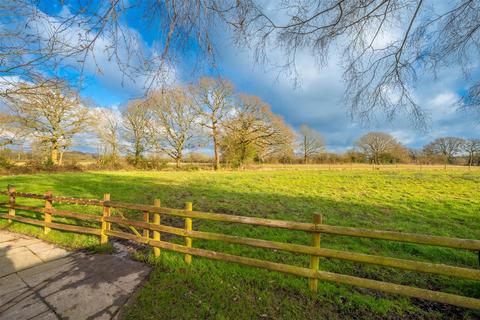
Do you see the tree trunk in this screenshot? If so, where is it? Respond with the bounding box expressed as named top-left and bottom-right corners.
top-left (134, 142), bottom-right (142, 166)
top-left (112, 144), bottom-right (118, 164)
top-left (239, 144), bottom-right (247, 169)
top-left (373, 153), bottom-right (379, 165)
top-left (58, 150), bottom-right (65, 166)
top-left (135, 152), bottom-right (140, 166)
top-left (50, 142), bottom-right (58, 165)
top-left (303, 136), bottom-right (307, 164)
top-left (175, 158), bottom-right (180, 169)
top-left (212, 127), bottom-right (219, 170)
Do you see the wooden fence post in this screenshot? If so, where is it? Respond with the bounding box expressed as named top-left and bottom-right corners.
top-left (7, 185), bottom-right (16, 223)
top-left (143, 210), bottom-right (150, 239)
top-left (44, 191), bottom-right (52, 234)
top-left (309, 213), bottom-right (322, 293)
top-left (153, 199), bottom-right (161, 257)
top-left (100, 194), bottom-right (111, 245)
top-left (184, 201), bottom-right (193, 264)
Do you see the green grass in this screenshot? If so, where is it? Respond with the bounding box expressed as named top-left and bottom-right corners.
top-left (0, 167), bottom-right (479, 319)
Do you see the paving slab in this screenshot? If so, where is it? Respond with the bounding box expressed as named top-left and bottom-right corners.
top-left (18, 256), bottom-right (80, 288)
top-left (0, 246), bottom-right (29, 257)
top-left (0, 231), bottom-right (151, 320)
top-left (0, 273), bottom-right (29, 305)
top-left (0, 249), bottom-right (43, 277)
top-left (31, 310), bottom-right (58, 320)
top-left (27, 242), bottom-right (59, 253)
top-left (35, 247), bottom-right (70, 262)
top-left (0, 290), bottom-right (51, 320)
top-left (0, 238), bottom-right (43, 249)
top-left (0, 232), bottom-right (16, 242)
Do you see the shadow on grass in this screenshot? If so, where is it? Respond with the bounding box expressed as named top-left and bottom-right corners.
top-left (1, 172), bottom-right (479, 319)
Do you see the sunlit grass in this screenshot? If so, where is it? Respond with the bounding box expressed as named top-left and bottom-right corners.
top-left (0, 167), bottom-right (479, 319)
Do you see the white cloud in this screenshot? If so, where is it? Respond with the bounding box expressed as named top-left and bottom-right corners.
top-left (390, 130), bottom-right (416, 145)
top-left (23, 6), bottom-right (178, 98)
top-left (215, 24), bottom-right (479, 152)
top-left (427, 92), bottom-right (458, 117)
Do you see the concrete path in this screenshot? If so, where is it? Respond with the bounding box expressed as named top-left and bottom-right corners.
top-left (0, 231), bottom-right (150, 319)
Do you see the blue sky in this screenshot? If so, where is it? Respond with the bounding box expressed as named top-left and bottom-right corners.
top-left (39, 2), bottom-right (480, 153)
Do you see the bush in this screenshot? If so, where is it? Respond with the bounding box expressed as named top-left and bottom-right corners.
top-left (125, 156), bottom-right (169, 170)
top-left (0, 159), bottom-right (84, 175)
top-left (182, 164), bottom-right (200, 171)
top-left (0, 157), bottom-right (14, 169)
top-left (43, 158), bottom-right (55, 168)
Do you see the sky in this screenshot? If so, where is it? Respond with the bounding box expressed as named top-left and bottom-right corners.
top-left (32, 2), bottom-right (480, 153)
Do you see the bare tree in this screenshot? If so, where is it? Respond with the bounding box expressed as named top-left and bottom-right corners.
top-left (122, 99), bottom-right (154, 166)
top-left (29, 138), bottom-right (50, 162)
top-left (220, 1), bottom-right (480, 126)
top-left (424, 137), bottom-right (465, 167)
top-left (408, 148), bottom-right (422, 164)
top-left (58, 141), bottom-right (71, 166)
top-left (3, 2), bottom-right (480, 125)
top-left (3, 81), bottom-right (91, 165)
top-left (221, 94), bottom-right (289, 168)
top-left (255, 114), bottom-right (295, 164)
top-left (0, 113), bottom-right (27, 147)
top-left (95, 108), bottom-right (123, 164)
top-left (298, 124), bottom-right (324, 164)
top-left (356, 132), bottom-right (400, 165)
top-left (148, 88), bottom-right (198, 168)
top-left (463, 139), bottom-right (480, 166)
top-left (190, 77), bottom-right (235, 170)
top-left (0, 1), bottom-right (227, 98)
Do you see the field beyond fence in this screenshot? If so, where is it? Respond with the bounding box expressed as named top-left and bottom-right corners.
top-left (1, 184), bottom-right (480, 310)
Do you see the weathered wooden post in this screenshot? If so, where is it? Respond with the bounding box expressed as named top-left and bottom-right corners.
top-left (44, 191), bottom-right (53, 234)
top-left (184, 201), bottom-right (193, 264)
top-left (153, 199), bottom-right (161, 257)
top-left (309, 213), bottom-right (322, 293)
top-left (100, 194), bottom-right (111, 245)
top-left (7, 185), bottom-right (16, 223)
top-left (143, 210), bottom-right (150, 239)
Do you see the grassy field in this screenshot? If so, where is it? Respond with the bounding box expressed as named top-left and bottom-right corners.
top-left (0, 167), bottom-right (479, 319)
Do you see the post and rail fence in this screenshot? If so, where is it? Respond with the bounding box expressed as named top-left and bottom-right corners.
top-left (1, 185), bottom-right (480, 310)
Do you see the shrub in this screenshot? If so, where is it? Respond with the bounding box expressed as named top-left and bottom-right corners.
top-left (0, 157), bottom-right (14, 169)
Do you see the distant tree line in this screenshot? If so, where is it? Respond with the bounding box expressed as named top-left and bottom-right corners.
top-left (0, 78), bottom-right (479, 169)
top-left (355, 134), bottom-right (480, 167)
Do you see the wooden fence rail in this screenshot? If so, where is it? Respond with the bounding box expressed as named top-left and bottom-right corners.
top-left (0, 186), bottom-right (479, 310)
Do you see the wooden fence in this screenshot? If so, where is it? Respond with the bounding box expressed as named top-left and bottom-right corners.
top-left (1, 185), bottom-right (479, 310)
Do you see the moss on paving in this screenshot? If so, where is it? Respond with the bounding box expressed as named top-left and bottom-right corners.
top-left (0, 168), bottom-right (479, 319)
